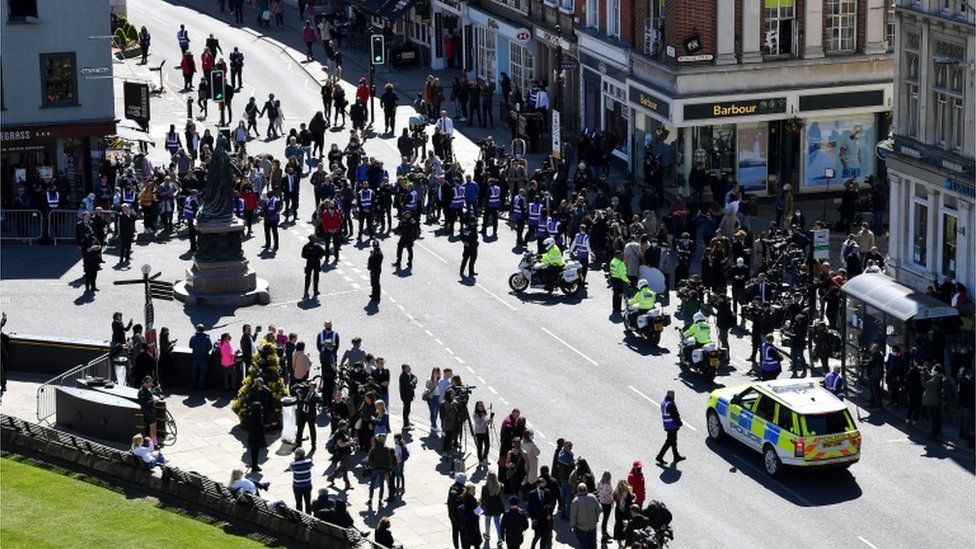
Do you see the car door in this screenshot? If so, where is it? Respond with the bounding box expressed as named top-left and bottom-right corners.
top-left (751, 395), bottom-right (779, 452)
top-left (728, 387), bottom-right (761, 450)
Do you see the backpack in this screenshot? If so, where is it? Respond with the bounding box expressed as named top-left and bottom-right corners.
top-left (400, 443), bottom-right (410, 463)
top-left (326, 433), bottom-right (338, 454)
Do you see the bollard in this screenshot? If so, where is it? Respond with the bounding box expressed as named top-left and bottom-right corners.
top-left (280, 396), bottom-right (297, 444)
top-left (186, 97), bottom-right (193, 119)
top-left (113, 356), bottom-right (129, 386)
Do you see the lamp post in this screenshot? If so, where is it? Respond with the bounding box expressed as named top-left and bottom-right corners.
top-left (554, 25), bottom-right (565, 159)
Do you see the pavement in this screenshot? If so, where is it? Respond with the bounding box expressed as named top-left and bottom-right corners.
top-left (1, 1), bottom-right (974, 548)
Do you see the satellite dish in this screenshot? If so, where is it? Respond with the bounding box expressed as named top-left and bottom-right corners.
top-left (638, 266), bottom-right (667, 294)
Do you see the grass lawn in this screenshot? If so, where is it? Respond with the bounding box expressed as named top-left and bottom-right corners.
top-left (0, 455), bottom-right (278, 548)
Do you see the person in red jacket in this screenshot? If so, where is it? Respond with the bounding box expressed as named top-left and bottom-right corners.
top-left (355, 77), bottom-right (370, 105)
top-left (301, 20), bottom-right (317, 62)
top-left (627, 461), bottom-right (646, 507)
top-left (180, 51), bottom-right (196, 91)
top-left (319, 199), bottom-right (343, 262)
top-left (200, 47), bottom-right (214, 76)
top-left (241, 183), bottom-right (260, 237)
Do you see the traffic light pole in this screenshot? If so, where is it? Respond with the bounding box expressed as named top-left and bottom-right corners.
top-left (369, 63), bottom-right (375, 126)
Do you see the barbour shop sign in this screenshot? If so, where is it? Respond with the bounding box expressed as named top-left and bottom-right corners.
top-left (684, 97), bottom-right (786, 121)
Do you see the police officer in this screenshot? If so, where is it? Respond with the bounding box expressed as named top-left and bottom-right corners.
top-left (459, 218), bottom-right (479, 279)
top-left (316, 321), bottom-right (340, 396)
top-left (262, 190), bottom-right (281, 250)
top-left (682, 312), bottom-right (711, 363)
top-left (527, 197), bottom-right (542, 243)
top-left (183, 190), bottom-right (199, 252)
top-left (760, 334), bottom-right (783, 380)
top-left (447, 179), bottom-right (465, 236)
top-left (302, 235), bottom-right (326, 298)
top-left (824, 366), bottom-right (846, 400)
top-left (729, 257), bottom-right (750, 322)
top-left (511, 188), bottom-right (528, 247)
top-left (655, 390), bottom-right (685, 465)
top-left (367, 240), bottom-right (383, 301)
top-left (483, 179), bottom-right (502, 237)
top-left (609, 250), bottom-right (629, 314)
top-left (570, 223), bottom-right (590, 284)
top-left (393, 212), bottom-right (417, 270)
top-left (626, 279), bottom-right (656, 330)
top-left (357, 182), bottom-right (375, 241)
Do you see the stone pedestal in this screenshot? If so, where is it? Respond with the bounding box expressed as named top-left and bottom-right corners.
top-left (174, 219), bottom-right (270, 307)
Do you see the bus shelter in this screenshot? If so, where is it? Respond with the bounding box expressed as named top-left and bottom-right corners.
top-left (839, 273), bottom-right (959, 377)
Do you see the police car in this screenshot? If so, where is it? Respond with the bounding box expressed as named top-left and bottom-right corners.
top-left (705, 380), bottom-right (860, 477)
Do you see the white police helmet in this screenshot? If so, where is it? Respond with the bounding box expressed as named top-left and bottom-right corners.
top-left (544, 237), bottom-right (555, 247)
top-left (693, 312), bottom-right (705, 322)
top-left (637, 278), bottom-right (649, 288)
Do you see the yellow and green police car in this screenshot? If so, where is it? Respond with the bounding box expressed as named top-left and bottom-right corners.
top-left (705, 379), bottom-right (861, 477)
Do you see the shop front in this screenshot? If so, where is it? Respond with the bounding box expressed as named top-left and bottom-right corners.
top-left (534, 26), bottom-right (579, 140)
top-left (1, 120), bottom-right (115, 207)
top-left (468, 7), bottom-right (535, 96)
top-left (667, 85), bottom-right (890, 197)
top-left (628, 81), bottom-right (674, 185)
top-left (578, 49), bottom-right (630, 163)
top-left (429, 0), bottom-right (469, 71)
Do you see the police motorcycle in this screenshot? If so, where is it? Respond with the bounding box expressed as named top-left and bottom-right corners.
top-left (675, 313), bottom-right (728, 382)
top-left (508, 243), bottom-right (584, 296)
top-left (624, 280), bottom-right (672, 346)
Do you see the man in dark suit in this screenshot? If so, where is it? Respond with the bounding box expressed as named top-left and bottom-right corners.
top-left (281, 165), bottom-right (304, 222)
top-left (117, 204), bottom-right (137, 266)
top-left (527, 477), bottom-right (554, 549)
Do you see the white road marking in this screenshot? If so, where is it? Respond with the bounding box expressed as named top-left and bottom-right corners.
top-left (397, 304), bottom-right (405, 311)
top-left (541, 327), bottom-right (598, 366)
top-left (342, 275), bottom-right (353, 282)
top-left (465, 366), bottom-right (475, 374)
top-left (858, 537), bottom-right (880, 549)
top-left (425, 330), bottom-right (433, 336)
top-left (405, 313), bottom-right (414, 320)
top-left (388, 296), bottom-right (396, 303)
top-left (629, 385), bottom-right (698, 430)
top-left (477, 376), bottom-right (486, 384)
top-left (444, 348), bottom-right (454, 355)
top-left (344, 261), bottom-right (354, 267)
top-left (453, 356), bottom-right (464, 364)
top-left (417, 242), bottom-right (448, 264)
top-left (488, 387), bottom-right (498, 394)
top-left (359, 274), bottom-right (369, 281)
top-left (351, 282), bottom-right (361, 289)
top-left (351, 267), bottom-right (361, 273)
top-left (499, 398), bottom-right (508, 404)
top-left (476, 283), bottom-right (517, 311)
top-left (435, 338), bottom-right (443, 345)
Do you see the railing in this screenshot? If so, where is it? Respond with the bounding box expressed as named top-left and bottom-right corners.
top-left (0, 209), bottom-right (44, 243)
top-left (47, 209), bottom-right (119, 244)
top-left (36, 353), bottom-right (113, 423)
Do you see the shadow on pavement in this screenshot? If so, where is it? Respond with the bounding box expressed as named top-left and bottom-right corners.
top-left (0, 245), bottom-right (82, 280)
top-left (704, 438), bottom-right (863, 506)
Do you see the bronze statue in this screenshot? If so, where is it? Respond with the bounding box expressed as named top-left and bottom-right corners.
top-left (197, 135), bottom-right (239, 223)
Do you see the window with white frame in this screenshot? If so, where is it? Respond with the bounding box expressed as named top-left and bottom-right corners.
top-left (490, 0), bottom-right (529, 15)
top-left (911, 184), bottom-right (928, 267)
top-left (905, 52), bottom-right (919, 137)
top-left (885, 2), bottom-right (895, 51)
top-left (950, 67), bottom-right (965, 151)
top-left (608, 0), bottom-right (621, 38)
top-left (408, 17), bottom-right (429, 46)
top-left (935, 92), bottom-right (948, 146)
top-left (825, 0), bottom-right (856, 53)
top-left (509, 42), bottom-right (534, 97)
top-left (763, 0), bottom-right (795, 56)
top-left (476, 27), bottom-right (497, 84)
top-left (932, 63), bottom-right (964, 151)
top-left (559, 0), bottom-right (573, 11)
top-left (586, 0), bottom-right (598, 28)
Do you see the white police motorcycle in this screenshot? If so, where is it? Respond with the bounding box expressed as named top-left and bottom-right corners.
top-left (508, 244), bottom-right (583, 296)
top-left (626, 303), bottom-right (671, 346)
top-left (676, 315), bottom-right (728, 382)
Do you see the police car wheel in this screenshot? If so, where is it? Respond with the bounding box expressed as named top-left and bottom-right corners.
top-left (763, 445), bottom-right (782, 477)
top-left (706, 410), bottom-right (724, 441)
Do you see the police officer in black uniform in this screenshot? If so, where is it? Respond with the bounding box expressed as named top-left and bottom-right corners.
top-left (302, 235), bottom-right (326, 298)
top-left (393, 212), bottom-right (417, 270)
top-left (367, 240), bottom-right (383, 301)
top-left (459, 218), bottom-right (479, 279)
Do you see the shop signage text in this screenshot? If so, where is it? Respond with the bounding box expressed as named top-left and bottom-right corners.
top-left (945, 178), bottom-right (976, 198)
top-left (677, 54), bottom-right (713, 63)
top-left (628, 86), bottom-right (670, 118)
top-left (684, 97), bottom-right (787, 120)
top-left (80, 66), bottom-right (110, 76)
top-left (123, 81), bottom-right (151, 130)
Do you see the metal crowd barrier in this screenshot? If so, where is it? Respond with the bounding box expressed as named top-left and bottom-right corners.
top-left (36, 353), bottom-right (113, 423)
top-left (0, 209), bottom-right (44, 243)
top-left (48, 209), bottom-right (119, 245)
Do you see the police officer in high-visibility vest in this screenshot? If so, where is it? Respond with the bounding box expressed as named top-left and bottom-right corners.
top-left (316, 320), bottom-right (340, 396)
top-left (121, 185), bottom-right (138, 208)
top-left (262, 190), bottom-right (281, 250)
top-left (570, 223), bottom-right (590, 284)
top-left (482, 180), bottom-right (502, 237)
top-left (164, 124), bottom-right (182, 156)
top-left (626, 279), bottom-right (657, 330)
top-left (511, 189), bottom-right (528, 247)
top-left (534, 237), bottom-right (564, 289)
top-left (44, 185), bottom-right (61, 212)
top-left (759, 334), bottom-right (783, 380)
top-left (526, 198), bottom-right (542, 243)
top-left (447, 179), bottom-right (465, 236)
top-left (655, 390), bottom-right (686, 465)
top-left (183, 190), bottom-right (199, 252)
top-left (682, 312), bottom-right (711, 364)
top-left (357, 183), bottom-right (374, 241)
top-left (609, 250), bottom-right (629, 314)
top-left (824, 366), bottom-right (846, 400)
top-left (403, 182), bottom-right (419, 217)
top-left (536, 209), bottom-right (551, 254)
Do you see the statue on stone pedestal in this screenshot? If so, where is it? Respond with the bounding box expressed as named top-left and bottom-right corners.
top-left (197, 135), bottom-right (240, 223)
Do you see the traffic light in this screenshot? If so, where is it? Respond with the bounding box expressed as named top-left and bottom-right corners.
top-left (370, 34), bottom-right (385, 65)
top-left (211, 70), bottom-right (225, 102)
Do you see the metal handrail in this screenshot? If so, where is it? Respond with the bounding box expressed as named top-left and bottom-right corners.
top-left (36, 353), bottom-right (113, 423)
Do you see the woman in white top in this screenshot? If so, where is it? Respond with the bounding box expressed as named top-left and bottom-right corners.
top-left (597, 470), bottom-right (614, 544)
top-left (229, 468), bottom-right (258, 495)
top-left (130, 433), bottom-right (166, 467)
top-left (423, 367), bottom-right (441, 432)
top-left (520, 429), bottom-right (540, 485)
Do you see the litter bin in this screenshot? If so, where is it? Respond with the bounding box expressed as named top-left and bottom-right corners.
top-left (280, 396), bottom-right (297, 444)
top-left (113, 357), bottom-right (129, 386)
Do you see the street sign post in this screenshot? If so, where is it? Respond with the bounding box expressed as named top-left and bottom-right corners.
top-left (813, 229), bottom-right (830, 260)
top-left (551, 110), bottom-right (561, 159)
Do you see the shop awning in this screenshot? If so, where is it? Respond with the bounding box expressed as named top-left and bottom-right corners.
top-left (840, 273), bottom-right (959, 322)
top-left (344, 0), bottom-right (419, 18)
top-left (109, 125), bottom-right (155, 146)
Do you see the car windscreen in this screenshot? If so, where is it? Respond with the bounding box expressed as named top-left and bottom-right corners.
top-left (802, 410), bottom-right (852, 436)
